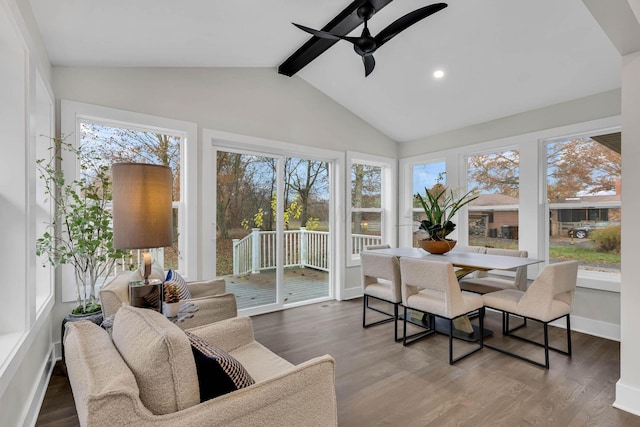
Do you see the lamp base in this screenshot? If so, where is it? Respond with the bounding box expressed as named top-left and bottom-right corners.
top-left (142, 252), bottom-right (152, 285)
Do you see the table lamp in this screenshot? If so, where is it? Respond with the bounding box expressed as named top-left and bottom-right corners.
top-left (111, 163), bottom-right (173, 284)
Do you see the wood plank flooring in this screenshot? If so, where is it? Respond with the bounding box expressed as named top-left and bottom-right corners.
top-left (36, 299), bottom-right (640, 426)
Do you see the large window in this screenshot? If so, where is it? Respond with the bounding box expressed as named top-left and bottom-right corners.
top-left (546, 134), bottom-right (621, 274)
top-left (347, 153), bottom-right (395, 265)
top-left (79, 121), bottom-right (182, 272)
top-left (61, 100), bottom-right (197, 302)
top-left (467, 149), bottom-right (520, 248)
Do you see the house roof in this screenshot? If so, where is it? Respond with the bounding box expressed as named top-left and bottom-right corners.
top-left (469, 194), bottom-right (519, 207)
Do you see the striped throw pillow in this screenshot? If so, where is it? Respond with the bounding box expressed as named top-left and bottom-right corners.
top-left (165, 269), bottom-right (191, 301)
top-left (185, 331), bottom-right (255, 401)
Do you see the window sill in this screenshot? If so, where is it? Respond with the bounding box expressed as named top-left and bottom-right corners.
top-left (577, 270), bottom-right (620, 293)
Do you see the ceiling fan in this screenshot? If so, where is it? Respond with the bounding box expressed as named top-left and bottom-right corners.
top-left (290, 2), bottom-right (447, 77)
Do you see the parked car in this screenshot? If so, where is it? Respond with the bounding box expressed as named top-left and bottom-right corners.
top-left (568, 221), bottom-right (620, 239)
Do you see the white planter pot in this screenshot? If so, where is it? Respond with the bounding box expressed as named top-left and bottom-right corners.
top-left (163, 302), bottom-right (180, 318)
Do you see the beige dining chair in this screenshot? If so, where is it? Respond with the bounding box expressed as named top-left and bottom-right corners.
top-left (458, 248), bottom-right (529, 294)
top-left (482, 260), bottom-right (579, 369)
top-left (399, 257), bottom-right (485, 364)
top-left (361, 250), bottom-right (402, 342)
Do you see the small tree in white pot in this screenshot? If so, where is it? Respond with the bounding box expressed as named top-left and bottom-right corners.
top-left (36, 137), bottom-right (130, 315)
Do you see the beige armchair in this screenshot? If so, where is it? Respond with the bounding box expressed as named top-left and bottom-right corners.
top-left (100, 269), bottom-right (237, 330)
top-left (400, 257), bottom-right (485, 364)
top-left (361, 250), bottom-right (402, 342)
top-left (64, 306), bottom-right (337, 427)
top-left (482, 261), bottom-right (579, 368)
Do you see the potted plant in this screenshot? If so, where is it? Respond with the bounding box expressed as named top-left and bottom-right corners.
top-left (36, 136), bottom-right (129, 315)
top-left (162, 283), bottom-right (181, 317)
top-left (414, 186), bottom-right (478, 254)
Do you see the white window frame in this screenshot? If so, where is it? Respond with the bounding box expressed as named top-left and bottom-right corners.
top-left (346, 152), bottom-right (396, 266)
top-left (60, 100), bottom-right (198, 302)
top-left (542, 126), bottom-right (622, 291)
top-left (400, 115), bottom-right (621, 292)
top-left (202, 128), bottom-right (345, 302)
top-left (399, 155), bottom-right (449, 248)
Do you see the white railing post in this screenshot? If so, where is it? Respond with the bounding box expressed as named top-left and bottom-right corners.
top-left (300, 227), bottom-right (308, 267)
top-left (251, 228), bottom-right (260, 273)
top-left (232, 238), bottom-right (240, 275)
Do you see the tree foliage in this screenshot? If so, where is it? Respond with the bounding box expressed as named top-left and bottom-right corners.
top-left (36, 136), bottom-right (129, 314)
top-left (547, 138), bottom-right (621, 201)
top-left (468, 150), bottom-right (519, 197)
top-left (80, 123), bottom-right (181, 199)
top-left (467, 139), bottom-right (621, 202)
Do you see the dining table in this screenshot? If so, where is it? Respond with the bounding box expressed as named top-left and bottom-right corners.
top-left (367, 246), bottom-right (544, 341)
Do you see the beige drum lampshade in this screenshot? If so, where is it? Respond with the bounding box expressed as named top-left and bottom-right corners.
top-left (111, 163), bottom-right (173, 250)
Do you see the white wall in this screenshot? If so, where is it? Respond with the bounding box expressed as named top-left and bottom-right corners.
top-left (52, 67), bottom-right (397, 157)
top-left (616, 49), bottom-right (640, 416)
top-left (51, 66), bottom-right (398, 344)
top-left (0, 1), bottom-right (57, 426)
top-left (581, 0), bottom-right (640, 415)
top-left (399, 89), bottom-right (621, 158)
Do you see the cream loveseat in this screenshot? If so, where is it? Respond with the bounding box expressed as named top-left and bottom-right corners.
top-left (64, 306), bottom-right (338, 427)
top-left (100, 268), bottom-right (237, 330)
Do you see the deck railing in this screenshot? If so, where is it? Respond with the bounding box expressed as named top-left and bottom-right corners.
top-left (351, 233), bottom-right (383, 255)
top-left (233, 228), bottom-right (330, 275)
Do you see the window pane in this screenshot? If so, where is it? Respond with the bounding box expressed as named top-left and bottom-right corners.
top-left (412, 162), bottom-right (446, 208)
top-left (351, 164), bottom-right (381, 208)
top-left (547, 135), bottom-right (621, 273)
top-left (467, 150), bottom-right (519, 248)
top-left (79, 121), bottom-right (182, 272)
top-left (351, 212), bottom-right (382, 254)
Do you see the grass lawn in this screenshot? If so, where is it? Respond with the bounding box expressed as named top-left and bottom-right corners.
top-left (550, 245), bottom-right (620, 265)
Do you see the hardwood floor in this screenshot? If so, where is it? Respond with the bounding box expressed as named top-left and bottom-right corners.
top-left (36, 299), bottom-right (640, 426)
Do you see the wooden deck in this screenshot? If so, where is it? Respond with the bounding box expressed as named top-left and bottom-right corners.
top-left (224, 267), bottom-right (330, 310)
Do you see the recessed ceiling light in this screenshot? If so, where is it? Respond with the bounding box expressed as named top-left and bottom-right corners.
top-left (433, 70), bottom-right (445, 79)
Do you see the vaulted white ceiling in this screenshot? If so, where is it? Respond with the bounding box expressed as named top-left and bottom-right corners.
top-left (29, 0), bottom-right (621, 142)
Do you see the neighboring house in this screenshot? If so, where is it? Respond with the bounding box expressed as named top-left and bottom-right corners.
top-left (468, 194), bottom-right (519, 239)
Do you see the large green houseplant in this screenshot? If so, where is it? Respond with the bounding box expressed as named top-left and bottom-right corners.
top-left (414, 186), bottom-right (478, 253)
top-left (36, 137), bottom-right (129, 315)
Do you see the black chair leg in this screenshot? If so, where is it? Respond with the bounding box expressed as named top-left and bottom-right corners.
top-left (362, 295), bottom-right (397, 337)
top-left (544, 323), bottom-right (550, 369)
top-left (566, 315), bottom-right (572, 356)
top-left (485, 308), bottom-right (571, 369)
top-left (448, 309), bottom-right (484, 365)
top-left (362, 295), bottom-right (367, 328)
top-left (402, 306), bottom-right (435, 346)
top-left (393, 303), bottom-right (397, 341)
top-left (403, 306), bottom-right (408, 345)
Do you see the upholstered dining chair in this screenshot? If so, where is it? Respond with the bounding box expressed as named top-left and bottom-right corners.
top-left (399, 257), bottom-right (485, 364)
top-left (458, 248), bottom-right (529, 294)
top-left (361, 250), bottom-right (402, 342)
top-left (482, 260), bottom-right (579, 369)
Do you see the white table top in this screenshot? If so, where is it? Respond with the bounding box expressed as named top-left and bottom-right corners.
top-left (367, 247), bottom-right (543, 271)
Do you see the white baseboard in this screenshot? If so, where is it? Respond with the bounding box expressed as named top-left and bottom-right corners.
top-left (614, 380), bottom-right (640, 416)
top-left (550, 315), bottom-right (620, 342)
top-left (341, 287), bottom-right (363, 300)
top-left (21, 346), bottom-right (55, 427)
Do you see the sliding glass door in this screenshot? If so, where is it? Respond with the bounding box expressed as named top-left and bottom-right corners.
top-left (215, 148), bottom-right (331, 313)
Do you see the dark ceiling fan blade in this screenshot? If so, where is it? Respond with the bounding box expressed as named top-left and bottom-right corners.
top-left (375, 3), bottom-right (447, 47)
top-left (279, 0), bottom-right (396, 77)
top-left (292, 23), bottom-right (358, 44)
top-left (363, 54), bottom-right (376, 77)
